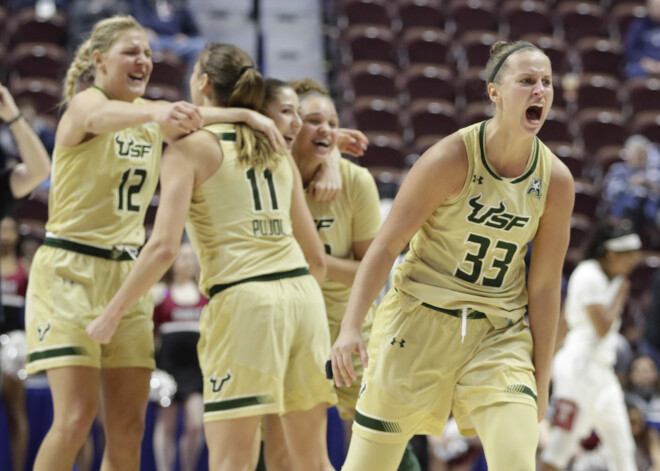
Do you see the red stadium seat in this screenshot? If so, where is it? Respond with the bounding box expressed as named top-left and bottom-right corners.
top-left (575, 73), bottom-right (622, 112)
top-left (397, 0), bottom-right (446, 30)
top-left (345, 61), bottom-right (398, 98)
top-left (338, 0), bottom-right (391, 27)
top-left (456, 67), bottom-right (489, 105)
top-left (408, 99), bottom-right (458, 139)
top-left (500, 0), bottom-right (554, 39)
top-left (360, 132), bottom-right (406, 168)
top-left (546, 141), bottom-right (587, 178)
top-left (556, 2), bottom-right (608, 43)
top-left (572, 179), bottom-right (600, 218)
top-left (9, 77), bottom-right (61, 117)
top-left (351, 96), bottom-right (401, 133)
top-left (576, 108), bottom-right (626, 154)
top-left (400, 63), bottom-right (455, 103)
top-left (456, 30), bottom-right (503, 72)
top-left (609, 3), bottom-right (647, 40)
top-left (9, 9), bottom-right (67, 47)
top-left (624, 77), bottom-right (660, 115)
top-left (343, 24), bottom-right (397, 64)
top-left (447, 0), bottom-right (499, 38)
top-left (630, 112), bottom-right (660, 143)
top-left (575, 37), bottom-right (624, 75)
top-left (400, 27), bottom-right (452, 66)
top-left (9, 42), bottom-right (68, 80)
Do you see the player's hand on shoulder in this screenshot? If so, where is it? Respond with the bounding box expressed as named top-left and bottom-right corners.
top-left (155, 101), bottom-right (203, 135)
top-left (329, 325), bottom-right (368, 388)
top-left (242, 109), bottom-right (286, 152)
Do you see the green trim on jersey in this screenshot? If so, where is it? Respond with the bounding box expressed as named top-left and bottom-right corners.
top-left (478, 121), bottom-right (540, 183)
top-left (211, 131), bottom-right (236, 142)
top-left (28, 346), bottom-right (86, 363)
top-left (204, 394), bottom-right (274, 413)
top-left (505, 383), bottom-right (538, 402)
top-left (355, 410), bottom-right (403, 433)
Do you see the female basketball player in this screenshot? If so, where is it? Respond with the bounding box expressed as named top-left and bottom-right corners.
top-left (541, 223), bottom-right (640, 471)
top-left (87, 43), bottom-right (337, 471)
top-left (259, 78), bottom-right (389, 470)
top-left (330, 40), bottom-right (575, 470)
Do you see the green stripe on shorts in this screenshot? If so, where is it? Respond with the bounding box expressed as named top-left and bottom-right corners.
top-left (204, 394), bottom-right (274, 413)
top-left (505, 384), bottom-right (538, 402)
top-left (355, 410), bottom-right (402, 433)
top-left (28, 346), bottom-right (86, 363)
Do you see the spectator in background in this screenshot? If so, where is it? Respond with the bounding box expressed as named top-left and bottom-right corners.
top-left (626, 356), bottom-right (660, 426)
top-left (624, 0), bottom-right (660, 78)
top-left (602, 135), bottom-right (660, 234)
top-left (66, 0), bottom-right (130, 51)
top-left (131, 0), bottom-right (205, 85)
top-left (628, 402), bottom-right (660, 471)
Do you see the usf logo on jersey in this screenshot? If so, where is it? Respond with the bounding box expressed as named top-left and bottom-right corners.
top-left (37, 321), bottom-right (52, 342)
top-left (114, 133), bottom-right (152, 160)
top-left (315, 218), bottom-right (335, 231)
top-left (466, 195), bottom-right (530, 231)
top-left (209, 371), bottom-right (232, 393)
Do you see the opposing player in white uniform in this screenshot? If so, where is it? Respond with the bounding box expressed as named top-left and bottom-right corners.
top-left (541, 223), bottom-right (640, 471)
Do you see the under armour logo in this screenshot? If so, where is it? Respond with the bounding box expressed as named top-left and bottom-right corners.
top-left (472, 175), bottom-right (484, 184)
top-left (390, 337), bottom-right (405, 347)
top-left (37, 321), bottom-right (51, 342)
top-left (209, 371), bottom-right (232, 393)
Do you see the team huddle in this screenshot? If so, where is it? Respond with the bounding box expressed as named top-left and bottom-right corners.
top-left (7, 10), bottom-right (643, 471)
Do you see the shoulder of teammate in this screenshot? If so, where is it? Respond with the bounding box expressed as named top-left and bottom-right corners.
top-left (164, 129), bottom-right (223, 187)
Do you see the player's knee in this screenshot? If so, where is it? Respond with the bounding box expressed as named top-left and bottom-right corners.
top-left (107, 409), bottom-right (146, 445)
top-left (52, 407), bottom-right (96, 445)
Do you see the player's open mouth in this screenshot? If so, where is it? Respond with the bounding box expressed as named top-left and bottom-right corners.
top-left (526, 104), bottom-right (543, 124)
top-left (128, 73), bottom-right (145, 84)
top-left (313, 139), bottom-right (330, 150)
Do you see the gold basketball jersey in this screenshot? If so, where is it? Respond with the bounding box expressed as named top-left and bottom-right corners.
top-left (46, 108), bottom-right (162, 247)
top-left (305, 158), bottom-right (381, 320)
top-left (185, 124), bottom-right (308, 297)
top-left (393, 120), bottom-right (554, 323)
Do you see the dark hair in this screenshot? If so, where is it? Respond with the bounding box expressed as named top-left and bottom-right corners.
top-left (289, 78), bottom-right (329, 105)
top-left (199, 43), bottom-right (279, 170)
top-left (485, 40), bottom-right (546, 85)
top-left (582, 220), bottom-right (637, 260)
top-left (263, 78), bottom-right (291, 108)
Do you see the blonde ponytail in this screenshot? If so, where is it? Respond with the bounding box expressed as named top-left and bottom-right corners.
top-left (64, 39), bottom-right (93, 102)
